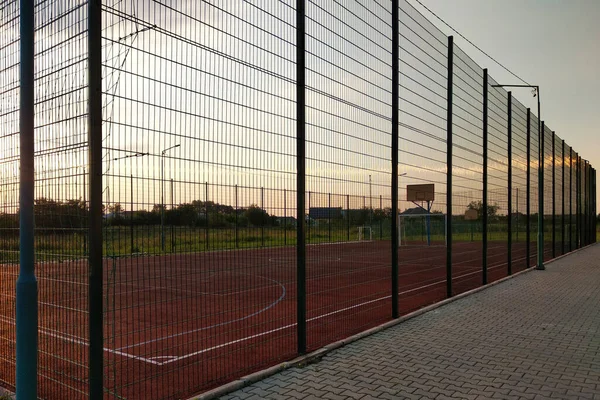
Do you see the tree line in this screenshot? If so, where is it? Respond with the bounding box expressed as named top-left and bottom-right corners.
top-left (0, 197), bottom-right (596, 232)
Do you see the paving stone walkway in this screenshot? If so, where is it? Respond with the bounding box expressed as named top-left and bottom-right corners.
top-left (221, 244), bottom-right (600, 400)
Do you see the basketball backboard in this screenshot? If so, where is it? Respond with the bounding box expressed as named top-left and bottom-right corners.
top-left (406, 184), bottom-right (434, 202)
top-left (465, 209), bottom-right (478, 220)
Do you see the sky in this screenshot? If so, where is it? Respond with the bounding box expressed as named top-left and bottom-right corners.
top-left (412, 0), bottom-right (600, 209)
top-left (3, 1), bottom-right (594, 219)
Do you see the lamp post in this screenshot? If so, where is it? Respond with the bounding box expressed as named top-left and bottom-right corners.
top-left (161, 144), bottom-right (180, 252)
top-left (112, 151), bottom-right (149, 253)
top-left (369, 175), bottom-right (372, 225)
top-left (492, 84), bottom-right (544, 270)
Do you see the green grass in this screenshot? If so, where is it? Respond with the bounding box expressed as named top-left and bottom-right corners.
top-left (1, 223), bottom-right (597, 264)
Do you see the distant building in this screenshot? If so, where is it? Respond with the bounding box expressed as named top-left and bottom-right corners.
top-left (276, 216), bottom-right (297, 227)
top-left (308, 207), bottom-right (343, 220)
top-left (104, 210), bottom-right (135, 220)
top-left (400, 207), bottom-right (428, 216)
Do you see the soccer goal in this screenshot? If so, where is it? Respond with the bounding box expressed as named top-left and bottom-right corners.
top-left (357, 226), bottom-right (373, 241)
top-left (398, 213), bottom-right (447, 247)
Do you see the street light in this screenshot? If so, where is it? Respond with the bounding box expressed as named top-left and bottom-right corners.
top-left (161, 144), bottom-right (180, 252)
top-left (112, 151), bottom-right (150, 253)
top-left (491, 84), bottom-right (544, 270)
top-left (369, 175), bottom-right (372, 225)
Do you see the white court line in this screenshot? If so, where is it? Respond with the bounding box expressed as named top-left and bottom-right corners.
top-left (157, 254), bottom-right (531, 365)
top-left (38, 301), bottom-right (88, 314)
top-left (159, 323), bottom-right (296, 365)
top-left (160, 295), bottom-right (391, 365)
top-left (37, 276), bottom-right (88, 286)
top-left (2, 254), bottom-right (530, 368)
top-left (0, 315), bottom-right (159, 365)
top-left (115, 273), bottom-right (287, 351)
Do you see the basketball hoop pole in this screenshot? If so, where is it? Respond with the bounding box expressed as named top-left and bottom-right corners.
top-left (407, 184), bottom-right (435, 246)
top-left (409, 200), bottom-right (433, 246)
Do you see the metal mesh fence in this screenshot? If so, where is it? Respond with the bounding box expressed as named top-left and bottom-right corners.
top-left (511, 98), bottom-right (529, 272)
top-left (451, 43), bottom-right (483, 294)
top-left (565, 145), bottom-right (572, 252)
top-left (486, 76), bottom-right (509, 282)
top-left (0, 0), bottom-right (19, 391)
top-left (543, 125), bottom-right (553, 261)
top-left (529, 114), bottom-right (540, 266)
top-left (0, 1), bottom-right (597, 399)
top-left (32, 1), bottom-right (90, 398)
top-left (554, 134), bottom-right (563, 256)
top-left (575, 152), bottom-right (580, 249)
top-left (100, 1), bottom-right (298, 398)
top-left (397, 0), bottom-right (447, 312)
top-left (583, 160), bottom-right (588, 245)
top-left (304, 0), bottom-right (393, 351)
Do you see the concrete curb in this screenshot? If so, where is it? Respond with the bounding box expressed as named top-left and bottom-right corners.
top-left (192, 244), bottom-right (600, 400)
top-left (0, 387), bottom-right (14, 400)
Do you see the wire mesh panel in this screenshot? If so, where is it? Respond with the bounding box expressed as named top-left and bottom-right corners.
top-left (579, 158), bottom-right (584, 246)
top-left (554, 134), bottom-right (563, 256)
top-left (564, 145), bottom-right (572, 252)
top-left (0, 0), bottom-right (20, 391)
top-left (543, 125), bottom-right (553, 261)
top-left (2, 1), bottom-right (598, 398)
top-left (572, 152), bottom-right (578, 250)
top-left (304, 0), bottom-right (393, 351)
top-left (101, 1), bottom-right (297, 398)
top-left (397, 0), bottom-right (448, 311)
top-left (582, 160), bottom-right (587, 245)
top-left (486, 76), bottom-right (509, 282)
top-left (511, 99), bottom-right (529, 272)
top-left (529, 114), bottom-right (540, 266)
top-left (29, 1), bottom-right (91, 398)
top-left (580, 157), bottom-right (585, 246)
top-left (451, 44), bottom-right (483, 294)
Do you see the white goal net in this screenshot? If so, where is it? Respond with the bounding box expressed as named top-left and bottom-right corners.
top-left (398, 213), bottom-right (447, 246)
top-left (357, 226), bottom-right (373, 241)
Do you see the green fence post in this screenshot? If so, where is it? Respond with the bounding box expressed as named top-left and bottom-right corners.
top-left (569, 149), bottom-right (572, 252)
top-left (589, 163), bottom-right (592, 245)
top-left (526, 109), bottom-right (531, 267)
top-left (594, 169), bottom-right (597, 243)
top-left (584, 162), bottom-right (588, 245)
top-left (88, 0), bottom-right (104, 397)
top-left (482, 69), bottom-right (488, 284)
top-left (561, 140), bottom-right (565, 255)
top-left (130, 174), bottom-right (134, 253)
top-left (284, 188), bottom-right (287, 246)
top-left (205, 182), bottom-right (209, 250)
top-left (328, 193), bottom-right (331, 242)
top-left (537, 119), bottom-right (545, 270)
top-left (586, 161), bottom-right (590, 245)
top-left (296, 0), bottom-right (307, 354)
top-left (347, 194), bottom-right (350, 241)
top-left (576, 154), bottom-right (580, 248)
top-left (235, 184), bottom-right (238, 248)
top-left (391, 0), bottom-right (400, 318)
top-left (380, 195), bottom-right (383, 240)
top-left (16, 0), bottom-right (38, 397)
top-left (507, 92), bottom-right (513, 275)
top-left (552, 132), bottom-right (556, 258)
top-left (446, 35), bottom-right (454, 296)
top-left (261, 186), bottom-right (265, 247)
top-left (171, 178), bottom-right (174, 251)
